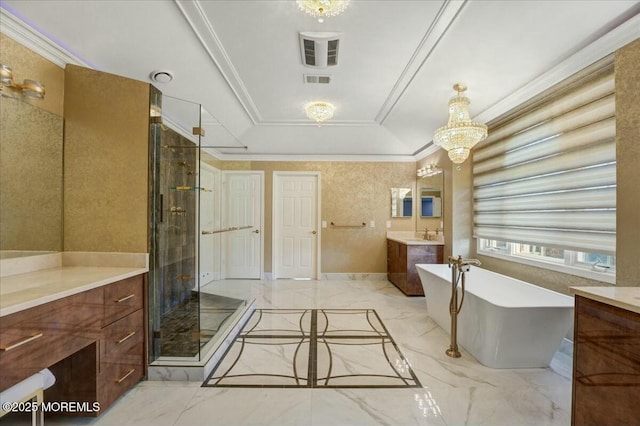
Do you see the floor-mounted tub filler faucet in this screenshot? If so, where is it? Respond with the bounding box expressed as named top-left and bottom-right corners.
top-left (446, 255), bottom-right (482, 358)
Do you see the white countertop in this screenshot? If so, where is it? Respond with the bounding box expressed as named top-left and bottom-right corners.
top-left (570, 286), bottom-right (640, 315)
top-left (0, 252), bottom-right (148, 317)
top-left (386, 231), bottom-right (444, 246)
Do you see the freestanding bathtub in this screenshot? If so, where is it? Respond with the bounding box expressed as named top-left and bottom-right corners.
top-left (416, 264), bottom-right (574, 369)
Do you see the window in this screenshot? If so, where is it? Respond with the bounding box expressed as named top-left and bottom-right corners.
top-left (473, 57), bottom-right (615, 284)
top-left (478, 238), bottom-right (615, 283)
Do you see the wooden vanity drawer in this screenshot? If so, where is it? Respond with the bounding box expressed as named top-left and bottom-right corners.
top-left (101, 309), bottom-right (144, 364)
top-left (98, 360), bottom-right (143, 410)
top-left (0, 288), bottom-right (103, 391)
top-left (103, 275), bottom-right (144, 326)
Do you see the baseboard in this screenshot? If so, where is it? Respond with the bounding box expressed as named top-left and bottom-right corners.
top-left (262, 272), bottom-right (388, 281)
top-left (550, 337), bottom-right (573, 380)
top-left (319, 273), bottom-right (388, 281)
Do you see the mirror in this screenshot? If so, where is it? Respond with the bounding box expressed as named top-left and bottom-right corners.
top-left (391, 187), bottom-right (413, 218)
top-left (417, 172), bottom-right (444, 231)
top-left (0, 98), bottom-right (63, 258)
top-left (420, 187), bottom-right (442, 217)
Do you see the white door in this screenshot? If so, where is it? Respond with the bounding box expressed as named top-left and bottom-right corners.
top-left (223, 172), bottom-right (263, 279)
top-left (273, 172), bottom-right (320, 279)
top-left (199, 163), bottom-right (221, 285)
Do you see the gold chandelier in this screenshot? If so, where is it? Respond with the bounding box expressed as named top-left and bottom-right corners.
top-left (433, 83), bottom-right (487, 164)
top-left (296, 0), bottom-right (350, 23)
top-left (305, 101), bottom-right (335, 123)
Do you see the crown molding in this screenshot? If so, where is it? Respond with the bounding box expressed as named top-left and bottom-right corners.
top-left (214, 153), bottom-right (417, 163)
top-left (474, 12), bottom-right (640, 124)
top-left (414, 143), bottom-right (440, 161)
top-left (376, 0), bottom-right (466, 124)
top-left (414, 12), bottom-right (640, 161)
top-left (175, 0), bottom-right (262, 124)
top-left (0, 7), bottom-right (90, 68)
top-left (256, 119), bottom-right (377, 127)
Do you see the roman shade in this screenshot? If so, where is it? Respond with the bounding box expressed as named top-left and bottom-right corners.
top-left (473, 60), bottom-right (616, 255)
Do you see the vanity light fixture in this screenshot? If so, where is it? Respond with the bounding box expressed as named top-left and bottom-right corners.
top-left (417, 164), bottom-right (441, 178)
top-left (0, 64), bottom-right (45, 100)
top-left (433, 83), bottom-right (487, 165)
top-left (305, 101), bottom-right (335, 123)
top-left (296, 0), bottom-right (350, 23)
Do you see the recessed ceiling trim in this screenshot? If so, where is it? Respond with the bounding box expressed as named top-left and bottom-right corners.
top-left (375, 0), bottom-right (466, 124)
top-left (474, 12), bottom-right (640, 125)
top-left (0, 8), bottom-right (90, 68)
top-left (413, 12), bottom-right (640, 160)
top-left (256, 119), bottom-right (377, 127)
top-left (216, 153), bottom-right (418, 162)
top-left (175, 0), bottom-right (262, 124)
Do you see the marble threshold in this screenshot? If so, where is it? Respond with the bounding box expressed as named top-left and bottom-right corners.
top-left (148, 299), bottom-right (256, 382)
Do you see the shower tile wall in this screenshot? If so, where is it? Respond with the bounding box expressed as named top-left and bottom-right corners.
top-left (157, 128), bottom-right (198, 317)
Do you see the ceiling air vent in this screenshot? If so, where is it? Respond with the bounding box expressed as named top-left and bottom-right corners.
top-left (304, 74), bottom-right (332, 84)
top-left (299, 32), bottom-right (342, 68)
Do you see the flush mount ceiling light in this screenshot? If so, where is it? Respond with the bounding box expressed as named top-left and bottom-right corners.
top-left (433, 83), bottom-right (487, 165)
top-left (305, 101), bottom-right (335, 123)
top-left (0, 64), bottom-right (45, 100)
top-left (296, 0), bottom-right (350, 23)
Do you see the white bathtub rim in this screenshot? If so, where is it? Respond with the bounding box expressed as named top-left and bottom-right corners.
top-left (416, 263), bottom-right (574, 309)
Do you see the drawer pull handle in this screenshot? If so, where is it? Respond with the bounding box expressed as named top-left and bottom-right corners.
top-left (0, 333), bottom-right (44, 351)
top-left (115, 294), bottom-right (135, 303)
top-left (116, 331), bottom-right (136, 344)
top-left (116, 368), bottom-right (136, 384)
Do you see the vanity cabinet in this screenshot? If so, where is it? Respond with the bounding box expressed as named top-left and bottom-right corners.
top-left (97, 275), bottom-right (145, 411)
top-left (0, 288), bottom-right (103, 392)
top-left (572, 295), bottom-right (640, 426)
top-left (387, 239), bottom-right (443, 296)
top-left (0, 274), bottom-right (146, 417)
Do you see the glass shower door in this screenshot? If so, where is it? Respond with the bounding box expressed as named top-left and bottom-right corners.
top-left (149, 94), bottom-right (250, 364)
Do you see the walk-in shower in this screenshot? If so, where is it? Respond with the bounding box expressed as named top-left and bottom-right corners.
top-left (148, 91), bottom-right (252, 367)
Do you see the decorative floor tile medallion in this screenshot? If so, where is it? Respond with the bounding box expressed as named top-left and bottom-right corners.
top-left (203, 309), bottom-right (422, 388)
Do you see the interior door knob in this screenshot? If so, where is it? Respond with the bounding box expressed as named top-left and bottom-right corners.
top-left (253, 229), bottom-right (260, 234)
top-left (312, 230), bottom-right (317, 234)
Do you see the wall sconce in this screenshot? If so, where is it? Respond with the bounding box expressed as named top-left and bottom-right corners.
top-left (417, 164), bottom-right (442, 177)
top-left (0, 64), bottom-right (46, 100)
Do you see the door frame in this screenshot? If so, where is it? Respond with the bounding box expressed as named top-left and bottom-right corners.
top-left (199, 161), bottom-right (221, 283)
top-left (221, 170), bottom-right (265, 279)
top-left (272, 171), bottom-right (322, 279)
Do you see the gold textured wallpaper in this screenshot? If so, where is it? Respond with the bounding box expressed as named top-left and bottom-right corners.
top-left (224, 161), bottom-right (416, 273)
top-left (63, 65), bottom-right (150, 253)
top-left (0, 98), bottom-right (63, 251)
top-left (615, 38), bottom-right (640, 287)
top-left (0, 35), bottom-right (64, 252)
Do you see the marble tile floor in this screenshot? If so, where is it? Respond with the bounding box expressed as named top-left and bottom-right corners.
top-left (204, 308), bottom-right (421, 388)
top-left (4, 279), bottom-right (572, 425)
